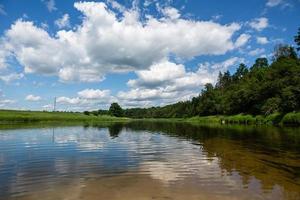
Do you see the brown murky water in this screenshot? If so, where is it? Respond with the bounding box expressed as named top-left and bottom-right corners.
top-left (0, 122), bottom-right (300, 200)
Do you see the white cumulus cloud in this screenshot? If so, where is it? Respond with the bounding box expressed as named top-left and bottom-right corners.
top-left (249, 17), bottom-right (269, 31)
top-left (25, 94), bottom-right (42, 101)
top-left (77, 89), bottom-right (111, 99)
top-left (1, 1), bottom-right (244, 83)
top-left (161, 7), bottom-right (181, 20)
top-left (56, 88), bottom-right (115, 110)
top-left (56, 97), bottom-right (86, 105)
top-left (0, 73), bottom-right (24, 83)
top-left (248, 48), bottom-right (265, 56)
top-left (0, 99), bottom-right (15, 107)
top-left (256, 36), bottom-right (269, 44)
top-left (235, 34), bottom-right (251, 48)
top-left (55, 14), bottom-right (70, 29)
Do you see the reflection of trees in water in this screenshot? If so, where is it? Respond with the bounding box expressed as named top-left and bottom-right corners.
top-left (201, 137), bottom-right (300, 199)
top-left (81, 122), bottom-right (124, 139)
top-left (108, 123), bottom-right (123, 139)
top-left (124, 121), bottom-right (300, 198)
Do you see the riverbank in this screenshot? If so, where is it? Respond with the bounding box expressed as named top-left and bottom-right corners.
top-left (131, 112), bottom-right (300, 126)
top-left (185, 112), bottom-right (300, 126)
top-left (0, 110), bottom-right (299, 126)
top-left (0, 110), bottom-right (129, 124)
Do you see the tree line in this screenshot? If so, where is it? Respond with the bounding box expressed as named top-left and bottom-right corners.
top-left (87, 28), bottom-right (300, 118)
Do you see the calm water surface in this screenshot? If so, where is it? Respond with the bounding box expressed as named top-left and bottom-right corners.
top-left (0, 122), bottom-right (300, 200)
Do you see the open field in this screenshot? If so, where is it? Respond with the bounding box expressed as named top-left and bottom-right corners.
top-left (0, 110), bottom-right (130, 124)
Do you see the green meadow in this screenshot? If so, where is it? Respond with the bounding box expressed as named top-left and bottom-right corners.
top-left (0, 110), bottom-right (129, 124)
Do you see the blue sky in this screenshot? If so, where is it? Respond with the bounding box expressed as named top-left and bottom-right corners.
top-left (0, 0), bottom-right (299, 111)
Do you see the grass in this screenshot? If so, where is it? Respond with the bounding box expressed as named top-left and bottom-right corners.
top-left (281, 112), bottom-right (300, 125)
top-left (186, 116), bottom-right (221, 124)
top-left (181, 112), bottom-right (299, 126)
top-left (0, 110), bottom-right (129, 124)
top-left (0, 110), bottom-right (299, 126)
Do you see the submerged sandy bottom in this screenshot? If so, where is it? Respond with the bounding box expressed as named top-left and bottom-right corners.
top-left (16, 172), bottom-right (271, 200)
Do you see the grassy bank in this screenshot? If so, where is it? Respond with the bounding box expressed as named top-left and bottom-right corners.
top-left (1, 110), bottom-right (299, 127)
top-left (0, 110), bottom-right (129, 124)
top-left (186, 112), bottom-right (300, 126)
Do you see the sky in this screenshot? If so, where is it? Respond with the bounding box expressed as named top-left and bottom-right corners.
top-left (0, 0), bottom-right (299, 111)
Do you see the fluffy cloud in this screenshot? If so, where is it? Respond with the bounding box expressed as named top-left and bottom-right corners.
top-left (53, 57), bottom-right (243, 109)
top-left (77, 89), bottom-right (110, 99)
top-left (249, 17), bottom-right (268, 31)
top-left (0, 91), bottom-right (15, 107)
top-left (127, 61), bottom-right (186, 88)
top-left (107, 0), bottom-right (126, 12)
top-left (25, 94), bottom-right (42, 101)
top-left (118, 57), bottom-right (243, 106)
top-left (235, 34), bottom-right (251, 48)
top-left (248, 48), bottom-right (265, 56)
top-left (0, 99), bottom-right (15, 104)
top-left (56, 97), bottom-right (87, 105)
top-left (256, 36), bottom-right (269, 44)
top-left (1, 1), bottom-right (244, 83)
top-left (54, 14), bottom-right (70, 29)
top-left (42, 104), bottom-right (53, 109)
top-left (4, 21), bottom-right (61, 75)
top-left (0, 73), bottom-right (24, 83)
top-left (56, 89), bottom-right (114, 110)
top-left (161, 7), bottom-right (181, 20)
top-left (118, 87), bottom-right (184, 102)
top-left (0, 99), bottom-right (15, 107)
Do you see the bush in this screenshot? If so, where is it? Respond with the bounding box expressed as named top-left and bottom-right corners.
top-left (281, 112), bottom-right (300, 125)
top-left (83, 111), bottom-right (90, 115)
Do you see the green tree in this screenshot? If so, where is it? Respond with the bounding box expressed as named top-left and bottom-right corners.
top-left (233, 63), bottom-right (248, 81)
top-left (273, 44), bottom-right (297, 61)
top-left (251, 58), bottom-right (268, 70)
top-left (294, 27), bottom-right (300, 51)
top-left (280, 87), bottom-right (298, 112)
top-left (83, 111), bottom-right (90, 115)
top-left (216, 70), bottom-right (232, 88)
top-left (109, 103), bottom-right (123, 117)
top-left (261, 97), bottom-right (281, 115)
top-left (198, 83), bottom-right (222, 115)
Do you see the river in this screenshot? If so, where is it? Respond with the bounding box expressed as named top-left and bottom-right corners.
top-left (0, 121), bottom-right (299, 200)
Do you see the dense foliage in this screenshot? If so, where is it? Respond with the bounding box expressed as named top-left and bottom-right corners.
top-left (295, 27), bottom-right (300, 52)
top-left (109, 102), bottom-right (124, 117)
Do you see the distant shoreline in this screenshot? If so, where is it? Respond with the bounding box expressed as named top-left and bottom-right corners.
top-left (0, 110), bottom-right (130, 124)
top-left (0, 110), bottom-right (299, 127)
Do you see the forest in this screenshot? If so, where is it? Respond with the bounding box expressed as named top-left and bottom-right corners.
top-left (93, 28), bottom-right (300, 120)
